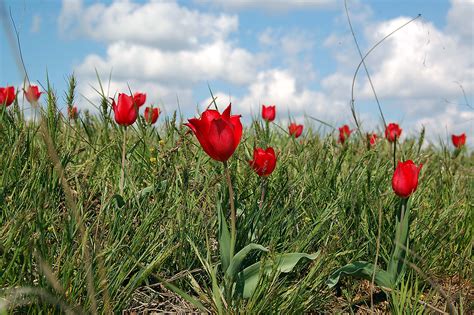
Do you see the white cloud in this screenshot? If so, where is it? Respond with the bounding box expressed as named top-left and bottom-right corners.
top-left (446, 0), bottom-right (474, 43)
top-left (60, 0), bottom-right (472, 142)
top-left (357, 18), bottom-right (473, 101)
top-left (322, 3), bottom-right (473, 139)
top-left (76, 40), bottom-right (262, 86)
top-left (59, 0), bottom-right (264, 113)
top-left (59, 0), bottom-right (238, 50)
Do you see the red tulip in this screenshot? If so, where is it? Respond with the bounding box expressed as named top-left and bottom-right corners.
top-left (338, 124), bottom-right (351, 144)
top-left (289, 123), bottom-right (303, 138)
top-left (68, 106), bottom-right (78, 120)
top-left (392, 160), bottom-right (423, 198)
top-left (262, 105), bottom-right (276, 122)
top-left (249, 147), bottom-right (277, 177)
top-left (385, 123), bottom-right (402, 142)
top-left (133, 92), bottom-right (146, 107)
top-left (112, 93), bottom-right (138, 126)
top-left (24, 85), bottom-right (42, 103)
top-left (144, 106), bottom-right (160, 124)
top-left (185, 104), bottom-right (242, 162)
top-left (451, 133), bottom-right (466, 149)
top-left (0, 86), bottom-right (16, 106)
top-left (368, 133), bottom-right (378, 147)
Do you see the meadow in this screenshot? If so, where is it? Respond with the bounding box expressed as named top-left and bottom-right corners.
top-left (0, 75), bottom-right (472, 314)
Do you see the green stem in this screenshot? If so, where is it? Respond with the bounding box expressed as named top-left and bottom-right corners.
top-left (259, 178), bottom-right (267, 210)
top-left (120, 127), bottom-right (127, 195)
top-left (265, 120), bottom-right (270, 145)
top-left (393, 136), bottom-right (397, 171)
top-left (223, 161), bottom-right (236, 258)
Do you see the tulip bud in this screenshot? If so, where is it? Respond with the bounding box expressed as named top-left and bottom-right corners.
top-left (24, 85), bottom-right (42, 104)
top-left (262, 105), bottom-right (276, 122)
top-left (249, 147), bottom-right (277, 177)
top-left (112, 93), bottom-right (138, 126)
top-left (0, 86), bottom-right (16, 107)
top-left (144, 106), bottom-right (160, 124)
top-left (338, 125), bottom-right (351, 144)
top-left (68, 106), bottom-right (79, 120)
top-left (133, 92), bottom-right (146, 107)
top-left (289, 123), bottom-right (303, 138)
top-left (385, 123), bottom-right (402, 143)
top-left (451, 133), bottom-right (466, 149)
top-left (392, 160), bottom-right (422, 198)
top-left (368, 133), bottom-right (377, 147)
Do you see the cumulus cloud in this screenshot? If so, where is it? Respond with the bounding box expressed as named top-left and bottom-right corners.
top-left (60, 0), bottom-right (472, 143)
top-left (59, 0), bottom-right (238, 50)
top-left (322, 1), bottom-right (473, 140)
top-left (59, 0), bottom-right (264, 113)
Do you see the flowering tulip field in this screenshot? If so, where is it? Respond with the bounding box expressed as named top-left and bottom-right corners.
top-left (0, 80), bottom-right (472, 314)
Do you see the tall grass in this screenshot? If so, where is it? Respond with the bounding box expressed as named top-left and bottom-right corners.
top-left (0, 86), bottom-right (472, 313)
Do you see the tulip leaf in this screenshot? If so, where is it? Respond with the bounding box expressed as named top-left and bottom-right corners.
top-left (326, 261), bottom-right (393, 289)
top-left (388, 198), bottom-right (411, 285)
top-left (225, 243), bottom-right (268, 282)
top-left (217, 201), bottom-right (232, 273)
top-left (137, 185), bottom-right (154, 198)
top-left (110, 194), bottom-right (125, 208)
top-left (237, 251), bottom-right (320, 299)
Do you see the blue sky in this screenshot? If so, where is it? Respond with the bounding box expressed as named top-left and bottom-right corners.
top-left (0, 0), bottom-right (472, 144)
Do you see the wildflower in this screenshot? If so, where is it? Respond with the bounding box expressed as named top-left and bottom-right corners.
top-left (112, 93), bottom-right (138, 126)
top-left (133, 92), bottom-right (146, 107)
top-left (68, 106), bottom-right (79, 120)
top-left (0, 86), bottom-right (16, 106)
top-left (289, 123), bottom-right (303, 138)
top-left (262, 105), bottom-right (276, 122)
top-left (249, 147), bottom-right (277, 177)
top-left (185, 104), bottom-right (242, 162)
top-left (385, 123), bottom-right (402, 142)
top-left (338, 125), bottom-right (351, 144)
top-left (451, 133), bottom-right (466, 149)
top-left (144, 106), bottom-right (160, 124)
top-left (24, 85), bottom-right (42, 104)
top-left (392, 160), bottom-right (423, 198)
top-left (368, 133), bottom-right (377, 147)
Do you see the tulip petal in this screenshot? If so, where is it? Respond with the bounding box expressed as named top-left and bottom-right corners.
top-left (207, 118), bottom-right (235, 161)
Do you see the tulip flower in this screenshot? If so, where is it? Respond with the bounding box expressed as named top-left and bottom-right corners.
top-left (68, 106), bottom-right (79, 120)
top-left (289, 123), bottom-right (303, 138)
top-left (392, 160), bottom-right (423, 198)
top-left (262, 105), bottom-right (276, 122)
top-left (144, 106), bottom-right (160, 124)
top-left (249, 147), bottom-right (277, 177)
top-left (368, 133), bottom-right (377, 147)
top-left (24, 85), bottom-right (42, 104)
top-left (338, 124), bottom-right (351, 144)
top-left (185, 104), bottom-right (242, 162)
top-left (133, 92), bottom-right (146, 107)
top-left (0, 86), bottom-right (16, 106)
top-left (112, 93), bottom-right (138, 126)
top-left (385, 123), bottom-right (402, 142)
top-left (451, 133), bottom-right (466, 149)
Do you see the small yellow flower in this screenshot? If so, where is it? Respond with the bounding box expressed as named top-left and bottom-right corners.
top-left (150, 157), bottom-right (157, 163)
top-left (149, 147), bottom-right (155, 153)
top-left (159, 139), bottom-right (165, 146)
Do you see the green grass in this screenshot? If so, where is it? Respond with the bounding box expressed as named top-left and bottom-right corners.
top-left (0, 91), bottom-right (472, 313)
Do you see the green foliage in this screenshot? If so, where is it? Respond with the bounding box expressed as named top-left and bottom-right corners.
top-left (0, 87), bottom-right (472, 313)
